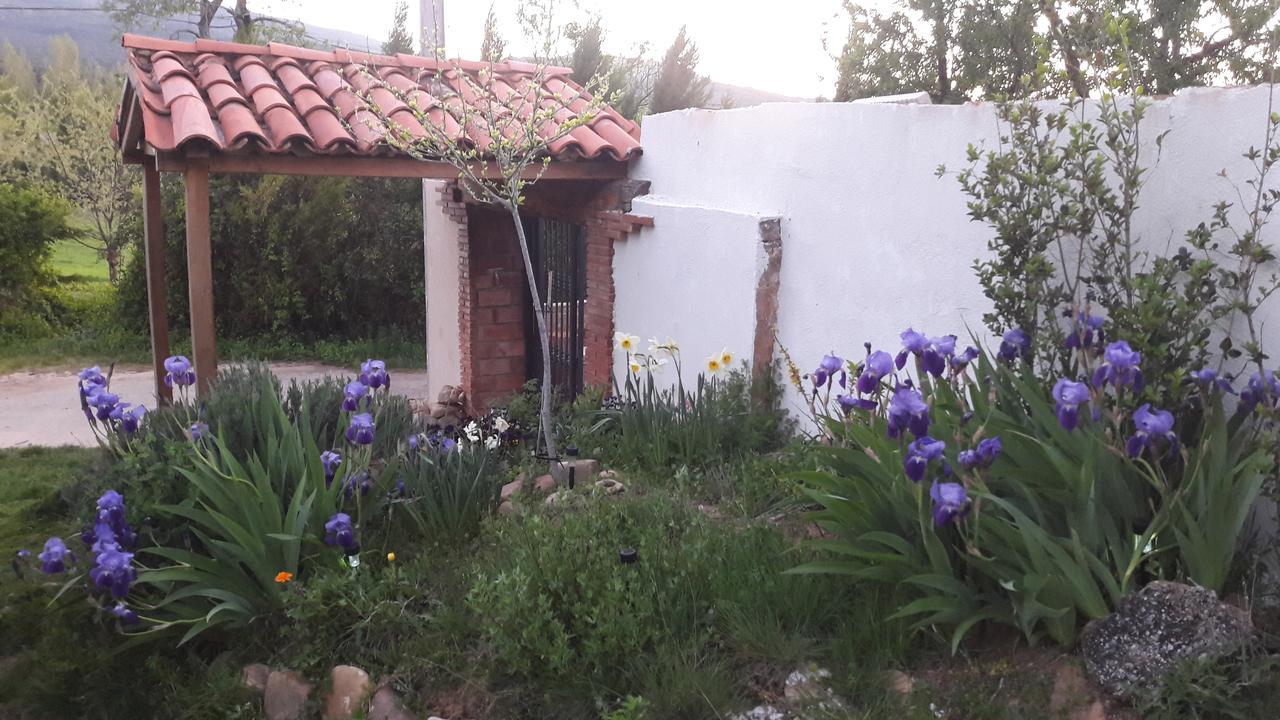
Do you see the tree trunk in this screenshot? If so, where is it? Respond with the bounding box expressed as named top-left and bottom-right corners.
top-left (105, 244), bottom-right (120, 285)
top-left (507, 203), bottom-right (559, 459)
top-left (197, 1), bottom-right (222, 39)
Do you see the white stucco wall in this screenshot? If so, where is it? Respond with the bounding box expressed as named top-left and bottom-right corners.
top-left (626, 86), bottom-right (1280, 416)
top-left (612, 198), bottom-right (770, 388)
top-left (423, 179), bottom-right (461, 394)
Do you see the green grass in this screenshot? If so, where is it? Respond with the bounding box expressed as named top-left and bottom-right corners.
top-left (49, 238), bottom-right (111, 283)
top-left (0, 446), bottom-right (98, 559)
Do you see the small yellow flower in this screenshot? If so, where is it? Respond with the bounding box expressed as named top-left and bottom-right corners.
top-left (386, 552), bottom-right (396, 563)
top-left (720, 348), bottom-right (734, 367)
top-left (706, 356), bottom-right (723, 375)
top-left (614, 332), bottom-right (640, 352)
top-left (629, 359), bottom-right (643, 375)
top-left (274, 571), bottom-right (293, 584)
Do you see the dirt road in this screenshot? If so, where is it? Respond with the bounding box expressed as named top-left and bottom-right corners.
top-left (0, 363), bottom-right (431, 448)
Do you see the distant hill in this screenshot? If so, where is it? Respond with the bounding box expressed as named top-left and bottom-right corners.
top-left (0, 0), bottom-right (386, 68)
top-left (706, 81), bottom-right (808, 108)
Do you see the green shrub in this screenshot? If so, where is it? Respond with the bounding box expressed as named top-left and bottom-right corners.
top-left (202, 361), bottom-right (284, 460)
top-left (392, 443), bottom-right (503, 545)
top-left (1136, 646), bottom-right (1280, 720)
top-left (0, 182), bottom-right (76, 331)
top-left (468, 494), bottom-right (847, 702)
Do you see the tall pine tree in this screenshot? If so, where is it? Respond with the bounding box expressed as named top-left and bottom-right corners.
top-left (651, 26), bottom-right (709, 113)
top-left (383, 0), bottom-right (415, 55)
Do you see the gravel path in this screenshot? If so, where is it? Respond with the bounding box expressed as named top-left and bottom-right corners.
top-left (0, 363), bottom-right (431, 448)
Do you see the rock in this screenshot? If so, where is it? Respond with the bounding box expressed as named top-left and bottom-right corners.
top-left (1049, 661), bottom-right (1107, 720)
top-left (599, 468), bottom-right (622, 481)
top-left (242, 663), bottom-right (271, 693)
top-left (497, 500), bottom-right (516, 515)
top-left (368, 686), bottom-right (415, 720)
top-left (500, 477), bottom-right (525, 501)
top-left (594, 478), bottom-right (625, 495)
top-left (885, 670), bottom-right (913, 697)
top-left (533, 474), bottom-right (558, 493)
top-left (729, 706), bottom-right (786, 720)
top-left (784, 665), bottom-right (835, 705)
top-left (1080, 581), bottom-right (1254, 699)
top-left (551, 458), bottom-right (600, 487)
top-left (321, 665), bottom-right (371, 720)
top-left (264, 670), bottom-right (313, 720)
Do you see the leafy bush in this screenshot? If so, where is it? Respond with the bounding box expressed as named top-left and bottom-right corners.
top-left (0, 182), bottom-right (77, 333)
top-left (392, 440), bottom-right (503, 544)
top-left (791, 330), bottom-right (1277, 649)
top-left (467, 493), bottom-right (846, 698)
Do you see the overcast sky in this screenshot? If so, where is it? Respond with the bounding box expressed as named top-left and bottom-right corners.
top-left (254, 0), bottom-right (847, 98)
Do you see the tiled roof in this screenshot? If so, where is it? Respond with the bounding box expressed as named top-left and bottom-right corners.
top-left (114, 34), bottom-right (642, 163)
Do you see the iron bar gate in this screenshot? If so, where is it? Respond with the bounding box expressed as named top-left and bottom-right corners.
top-left (524, 217), bottom-right (587, 398)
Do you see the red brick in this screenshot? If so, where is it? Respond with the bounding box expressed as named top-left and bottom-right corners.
top-left (477, 357), bottom-right (523, 376)
top-left (493, 305), bottom-right (523, 323)
top-left (480, 323), bottom-right (523, 341)
top-left (478, 287), bottom-right (519, 307)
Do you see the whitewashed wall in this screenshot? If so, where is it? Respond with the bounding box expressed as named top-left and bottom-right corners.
top-left (423, 179), bottom-right (461, 395)
top-left (623, 86), bottom-right (1280, 416)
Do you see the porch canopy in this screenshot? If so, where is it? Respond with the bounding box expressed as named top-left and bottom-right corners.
top-left (113, 34), bottom-right (641, 401)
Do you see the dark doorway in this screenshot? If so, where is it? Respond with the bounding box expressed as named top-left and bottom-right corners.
top-left (523, 217), bottom-right (588, 398)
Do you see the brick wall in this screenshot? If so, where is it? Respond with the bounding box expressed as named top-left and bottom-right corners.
top-left (465, 205), bottom-right (529, 410)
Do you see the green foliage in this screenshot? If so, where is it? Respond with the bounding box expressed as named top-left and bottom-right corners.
top-left (796, 350), bottom-right (1275, 650)
top-left (0, 183), bottom-right (77, 331)
top-left (116, 173), bottom-right (425, 342)
top-left (588, 365), bottom-right (790, 473)
top-left (650, 25), bottom-right (709, 113)
top-left (835, 0), bottom-right (1280, 103)
top-left (201, 361), bottom-right (284, 460)
top-left (1135, 646), bottom-right (1280, 720)
top-left (392, 444), bottom-right (503, 545)
top-left (952, 96), bottom-right (1222, 409)
top-left (468, 494), bottom-right (847, 703)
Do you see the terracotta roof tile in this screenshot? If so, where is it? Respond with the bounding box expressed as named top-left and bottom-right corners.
top-left (115, 34), bottom-right (640, 163)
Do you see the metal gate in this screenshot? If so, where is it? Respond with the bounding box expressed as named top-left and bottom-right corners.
top-left (524, 217), bottom-right (587, 398)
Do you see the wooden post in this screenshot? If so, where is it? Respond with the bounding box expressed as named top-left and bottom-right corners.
top-left (142, 163), bottom-right (173, 406)
top-left (184, 163), bottom-right (217, 398)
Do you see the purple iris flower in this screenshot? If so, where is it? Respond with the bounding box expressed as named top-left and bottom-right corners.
top-left (1065, 312), bottom-right (1106, 350)
top-left (341, 471), bottom-right (373, 499)
top-left (1190, 367), bottom-right (1234, 395)
top-left (111, 602), bottom-right (139, 626)
top-left (895, 329), bottom-right (932, 371)
top-left (1092, 341), bottom-right (1144, 391)
top-left (324, 512), bottom-right (359, 553)
top-left (320, 450), bottom-right (342, 488)
top-left (959, 436), bottom-right (1002, 470)
top-left (89, 390), bottom-right (120, 422)
top-left (857, 350), bottom-right (894, 394)
top-left (97, 490), bottom-right (127, 528)
top-left (930, 482), bottom-right (970, 527)
top-left (346, 413), bottom-right (376, 445)
top-left (1239, 370), bottom-right (1279, 414)
top-left (1053, 379), bottom-right (1091, 431)
top-left (904, 436), bottom-right (946, 482)
top-left (78, 366), bottom-right (107, 388)
top-left (360, 359), bottom-right (390, 390)
top-left (1126, 404), bottom-right (1178, 459)
top-left (90, 546), bottom-right (136, 598)
top-left (16, 549), bottom-right (31, 559)
top-left (887, 387), bottom-right (930, 438)
top-left (38, 537), bottom-right (72, 574)
top-left (997, 329), bottom-right (1029, 363)
top-left (190, 422), bottom-right (209, 441)
top-left (109, 403), bottom-right (146, 434)
top-left (342, 381), bottom-right (369, 412)
top-left (951, 346), bottom-right (980, 372)
top-left (812, 353), bottom-right (846, 389)
top-left (163, 355), bottom-right (196, 387)
top-left (837, 394), bottom-right (877, 413)
top-left (407, 434), bottom-right (420, 451)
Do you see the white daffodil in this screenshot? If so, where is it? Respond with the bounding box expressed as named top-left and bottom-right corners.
top-left (629, 359), bottom-right (643, 375)
top-left (705, 355), bottom-right (724, 376)
top-left (647, 355), bottom-right (668, 370)
top-left (484, 435), bottom-right (499, 450)
top-left (614, 332), bottom-right (640, 352)
top-left (720, 348), bottom-right (734, 367)
top-left (494, 416), bottom-right (510, 433)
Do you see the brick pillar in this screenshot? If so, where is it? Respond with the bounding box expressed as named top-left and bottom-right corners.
top-left (466, 206), bottom-right (529, 410)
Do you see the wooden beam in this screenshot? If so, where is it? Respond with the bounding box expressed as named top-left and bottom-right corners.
top-left (142, 164), bottom-right (173, 406)
top-left (153, 152), bottom-right (629, 181)
top-left (184, 163), bottom-right (217, 398)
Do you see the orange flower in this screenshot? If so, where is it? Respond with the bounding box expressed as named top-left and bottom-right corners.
top-left (274, 571), bottom-right (293, 584)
